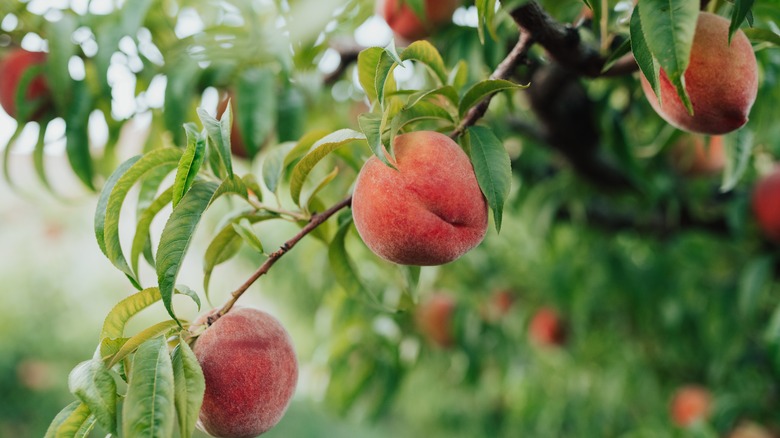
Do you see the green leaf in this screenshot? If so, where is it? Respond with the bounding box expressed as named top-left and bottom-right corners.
top-left (405, 86), bottom-right (459, 111)
top-left (68, 359), bottom-right (117, 434)
top-left (101, 149), bottom-right (182, 288)
top-left (289, 129), bottom-right (366, 206)
top-left (45, 401), bottom-right (81, 438)
top-left (108, 320), bottom-right (180, 368)
top-left (743, 27), bottom-right (780, 46)
top-left (465, 126), bottom-right (512, 232)
top-left (172, 125), bottom-right (207, 208)
top-left (721, 130), bottom-right (754, 192)
top-left (401, 40), bottom-right (448, 85)
top-left (305, 167), bottom-right (340, 211)
top-left (242, 174), bottom-right (263, 201)
top-left (96, 156), bottom-right (141, 256)
top-left (283, 129), bottom-right (331, 168)
top-left (276, 85), bottom-right (306, 142)
top-left (164, 56), bottom-right (200, 146)
top-left (358, 47), bottom-right (384, 104)
top-left (384, 39), bottom-right (404, 65)
top-left (203, 212), bottom-right (278, 299)
top-left (123, 336), bottom-right (176, 438)
top-left (157, 181), bottom-right (219, 323)
top-left (175, 285), bottom-right (202, 311)
top-left (51, 403), bottom-right (95, 438)
top-left (458, 79), bottom-right (527, 117)
top-left (65, 80), bottom-right (96, 190)
top-left (232, 219), bottom-right (265, 254)
top-left (358, 113), bottom-right (394, 168)
top-left (404, 0), bottom-right (425, 20)
top-left (448, 60), bottom-right (468, 90)
top-left (2, 124), bottom-right (24, 189)
top-left (101, 287), bottom-right (165, 341)
top-left (476, 0), bottom-right (498, 43)
top-left (630, 7), bottom-right (661, 102)
top-left (637, 0), bottom-right (698, 115)
top-left (328, 219), bottom-right (376, 304)
top-left (738, 256), bottom-right (772, 318)
top-left (198, 107), bottom-right (234, 178)
top-left (262, 141), bottom-right (296, 193)
top-left (236, 67), bottom-right (277, 158)
top-left (31, 121), bottom-right (57, 195)
top-left (601, 38), bottom-right (632, 74)
top-left (130, 186), bottom-right (174, 276)
top-left (44, 14), bottom-right (77, 112)
top-left (390, 101), bottom-right (455, 138)
top-left (171, 340), bottom-right (205, 438)
top-left (730, 0), bottom-right (755, 43)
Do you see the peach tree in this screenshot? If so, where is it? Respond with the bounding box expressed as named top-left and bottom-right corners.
top-left (1, 0), bottom-right (780, 436)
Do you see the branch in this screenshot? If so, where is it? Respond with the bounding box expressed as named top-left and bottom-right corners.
top-left (510, 1), bottom-right (637, 77)
top-left (452, 31), bottom-right (535, 138)
top-left (212, 196), bottom-right (353, 322)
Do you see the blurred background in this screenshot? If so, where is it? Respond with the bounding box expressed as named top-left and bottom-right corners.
top-left (2, 0), bottom-right (780, 437)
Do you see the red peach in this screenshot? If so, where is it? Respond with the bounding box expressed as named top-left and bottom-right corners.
top-left (194, 307), bottom-right (298, 438)
top-left (415, 293), bottom-right (456, 348)
top-left (752, 167), bottom-right (780, 242)
top-left (528, 307), bottom-right (565, 347)
top-left (640, 12), bottom-right (758, 135)
top-left (670, 135), bottom-right (725, 176)
top-left (351, 130), bottom-right (488, 266)
top-left (670, 385), bottom-right (712, 427)
top-left (380, 0), bottom-right (459, 41)
top-left (0, 49), bottom-right (51, 121)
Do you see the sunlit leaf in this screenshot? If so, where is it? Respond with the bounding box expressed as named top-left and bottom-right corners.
top-left (68, 359), bottom-right (117, 434)
top-left (172, 340), bottom-right (205, 438)
top-left (123, 336), bottom-right (176, 438)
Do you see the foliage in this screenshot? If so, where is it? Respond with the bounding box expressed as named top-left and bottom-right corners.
top-left (0, 0), bottom-right (779, 436)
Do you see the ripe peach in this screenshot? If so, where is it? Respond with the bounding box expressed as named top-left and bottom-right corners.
top-left (670, 385), bottom-right (712, 427)
top-left (351, 130), bottom-right (488, 266)
top-left (752, 167), bottom-right (780, 242)
top-left (194, 307), bottom-right (298, 438)
top-left (380, 0), bottom-right (459, 41)
top-left (0, 49), bottom-right (51, 121)
top-left (670, 135), bottom-right (725, 176)
top-left (640, 12), bottom-right (758, 135)
top-left (482, 289), bottom-right (516, 322)
top-left (415, 293), bottom-right (456, 348)
top-left (216, 93), bottom-right (249, 159)
top-left (528, 307), bottom-right (565, 347)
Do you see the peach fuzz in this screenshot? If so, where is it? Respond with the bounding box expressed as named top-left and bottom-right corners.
top-left (752, 167), bottom-right (780, 242)
top-left (380, 0), bottom-right (459, 41)
top-left (0, 49), bottom-right (51, 121)
top-left (415, 293), bottom-right (457, 348)
top-left (351, 130), bottom-right (488, 266)
top-left (194, 307), bottom-right (298, 438)
top-left (640, 12), bottom-right (757, 135)
top-left (669, 385), bottom-right (712, 427)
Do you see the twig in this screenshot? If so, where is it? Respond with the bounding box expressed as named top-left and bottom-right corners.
top-left (212, 196), bottom-right (353, 322)
top-left (452, 31), bottom-right (535, 138)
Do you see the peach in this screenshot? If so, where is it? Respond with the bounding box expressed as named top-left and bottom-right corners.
top-left (670, 385), bottom-right (712, 427)
top-left (194, 307), bottom-right (298, 438)
top-left (482, 289), bottom-right (515, 322)
top-left (415, 293), bottom-right (457, 348)
top-left (640, 12), bottom-right (758, 135)
top-left (216, 93), bottom-right (249, 159)
top-left (528, 307), bottom-right (566, 347)
top-left (351, 130), bottom-right (488, 266)
top-left (380, 0), bottom-right (459, 41)
top-left (670, 135), bottom-right (725, 176)
top-left (752, 167), bottom-right (780, 242)
top-left (0, 49), bottom-right (51, 121)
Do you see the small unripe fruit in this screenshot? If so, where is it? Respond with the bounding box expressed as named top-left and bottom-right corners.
top-left (0, 49), bottom-right (51, 121)
top-left (640, 12), bottom-right (758, 135)
top-left (415, 293), bottom-right (457, 348)
top-left (380, 0), bottom-right (459, 41)
top-left (670, 135), bottom-right (725, 176)
top-left (352, 131), bottom-right (488, 266)
top-left (752, 167), bottom-right (780, 242)
top-left (670, 385), bottom-right (712, 427)
top-left (194, 307), bottom-right (298, 438)
top-left (528, 307), bottom-right (565, 346)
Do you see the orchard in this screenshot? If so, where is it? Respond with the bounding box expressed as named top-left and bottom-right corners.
top-left (1, 0), bottom-right (780, 437)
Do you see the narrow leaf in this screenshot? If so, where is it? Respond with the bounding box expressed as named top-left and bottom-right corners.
top-left (172, 125), bottom-right (207, 208)
top-left (357, 47), bottom-right (384, 104)
top-left (236, 68), bottom-right (277, 158)
top-left (721, 130), bottom-right (754, 192)
top-left (730, 0), bottom-right (755, 43)
top-left (232, 219), bottom-right (265, 254)
top-left (51, 403), bottom-right (93, 438)
top-left (123, 336), bottom-right (176, 438)
top-left (401, 40), bottom-right (448, 85)
top-left (68, 359), bottom-right (117, 433)
top-left (458, 79), bottom-right (527, 117)
top-left (466, 126), bottom-right (512, 232)
top-left (130, 186), bottom-right (174, 276)
top-left (262, 142), bottom-right (296, 193)
top-left (630, 7), bottom-right (661, 101)
top-left (172, 340), bottom-right (205, 438)
top-left (358, 113), bottom-right (394, 168)
top-left (45, 401), bottom-right (81, 438)
top-left (108, 320), bottom-right (180, 368)
top-left (289, 129), bottom-right (366, 206)
top-left (198, 107), bottom-right (234, 178)
top-left (101, 287), bottom-right (164, 341)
